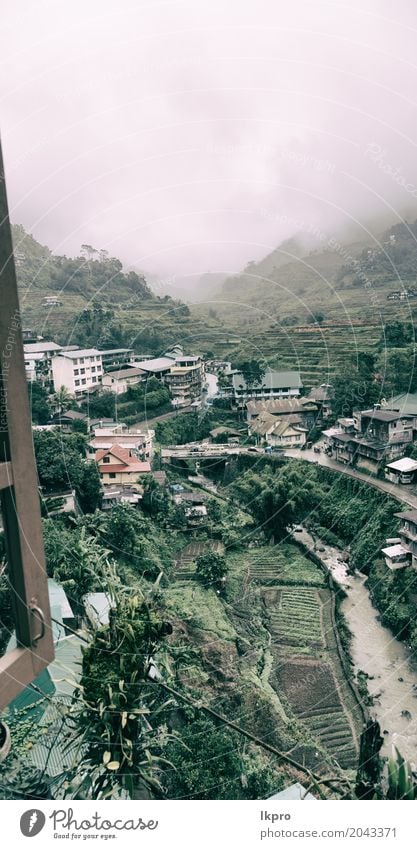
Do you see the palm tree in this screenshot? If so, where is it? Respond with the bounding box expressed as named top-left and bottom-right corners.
top-left (53, 385), bottom-right (73, 416)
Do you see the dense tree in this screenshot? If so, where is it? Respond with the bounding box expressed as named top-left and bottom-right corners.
top-left (231, 464), bottom-right (316, 541)
top-left (163, 718), bottom-right (279, 800)
top-left (28, 381), bottom-right (51, 425)
top-left (332, 352), bottom-right (380, 418)
top-left (376, 347), bottom-right (417, 396)
top-left (76, 461), bottom-right (102, 513)
top-left (155, 411), bottom-right (212, 446)
top-left (380, 321), bottom-right (415, 349)
top-left (81, 390), bottom-right (115, 419)
top-left (141, 477), bottom-right (170, 518)
top-left (235, 360), bottom-right (265, 392)
top-left (33, 430), bottom-right (87, 492)
top-left (196, 552), bottom-right (228, 587)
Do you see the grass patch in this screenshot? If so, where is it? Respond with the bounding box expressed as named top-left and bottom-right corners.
top-left (164, 584), bottom-right (237, 642)
top-left (249, 543), bottom-right (326, 587)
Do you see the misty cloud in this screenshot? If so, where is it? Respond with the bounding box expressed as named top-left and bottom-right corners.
top-left (2, 0), bottom-right (417, 282)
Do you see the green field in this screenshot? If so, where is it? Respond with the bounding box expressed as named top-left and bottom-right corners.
top-left (248, 543), bottom-right (326, 587)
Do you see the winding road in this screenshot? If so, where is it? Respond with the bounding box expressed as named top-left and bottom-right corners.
top-left (284, 447), bottom-right (417, 510)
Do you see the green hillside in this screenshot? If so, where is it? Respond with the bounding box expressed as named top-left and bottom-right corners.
top-left (213, 220), bottom-right (417, 325)
top-left (12, 225), bottom-right (208, 354)
top-left (190, 220), bottom-right (417, 387)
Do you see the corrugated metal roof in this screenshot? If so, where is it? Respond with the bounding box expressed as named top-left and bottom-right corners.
top-left (233, 369), bottom-right (302, 391)
top-left (24, 341), bottom-right (62, 353)
top-left (268, 782), bottom-right (316, 801)
top-left (48, 578), bottom-right (74, 622)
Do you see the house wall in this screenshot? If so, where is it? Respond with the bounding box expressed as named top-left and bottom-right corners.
top-left (355, 456), bottom-right (379, 474)
top-left (101, 374), bottom-right (143, 394)
top-left (99, 469), bottom-right (146, 490)
top-left (267, 429), bottom-right (306, 446)
top-left (52, 353), bottom-right (103, 395)
top-left (52, 356), bottom-right (76, 393)
top-left (235, 387), bottom-right (300, 403)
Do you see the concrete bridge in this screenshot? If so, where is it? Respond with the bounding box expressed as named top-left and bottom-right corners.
top-left (160, 443), bottom-right (261, 461)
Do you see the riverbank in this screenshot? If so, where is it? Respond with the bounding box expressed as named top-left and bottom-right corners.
top-left (291, 526), bottom-right (417, 766)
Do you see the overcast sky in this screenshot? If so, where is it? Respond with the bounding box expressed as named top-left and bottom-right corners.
top-left (2, 0), bottom-right (417, 281)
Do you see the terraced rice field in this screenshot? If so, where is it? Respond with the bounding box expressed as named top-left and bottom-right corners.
top-left (268, 588), bottom-right (325, 648)
top-left (275, 657), bottom-right (358, 770)
top-left (248, 544), bottom-right (326, 587)
top-left (256, 545), bottom-right (360, 771)
top-left (193, 320), bottom-right (381, 389)
top-left (173, 540), bottom-right (224, 581)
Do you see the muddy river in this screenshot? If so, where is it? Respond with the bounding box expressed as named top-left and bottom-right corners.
top-left (294, 527), bottom-right (417, 764)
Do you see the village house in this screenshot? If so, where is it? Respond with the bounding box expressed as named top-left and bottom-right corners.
top-left (381, 510), bottom-right (417, 570)
top-left (95, 444), bottom-right (151, 490)
top-left (209, 426), bottom-right (242, 443)
top-left (306, 383), bottom-right (333, 419)
top-left (101, 487), bottom-right (143, 509)
top-left (231, 369), bottom-right (302, 406)
top-left (101, 366), bottom-right (146, 395)
top-left (88, 428), bottom-right (154, 462)
top-left (165, 356), bottom-right (205, 407)
top-left (385, 457), bottom-right (417, 485)
top-left (358, 408), bottom-right (415, 444)
top-left (132, 354), bottom-right (177, 380)
top-left (51, 409), bottom-right (88, 432)
top-left (204, 359), bottom-right (232, 374)
top-left (265, 417), bottom-right (307, 448)
top-left (383, 391), bottom-right (417, 417)
top-left (325, 407), bottom-right (416, 473)
top-left (169, 488), bottom-right (208, 526)
top-left (249, 411), bottom-right (307, 447)
top-left (88, 417), bottom-right (120, 433)
top-left (246, 397), bottom-right (318, 428)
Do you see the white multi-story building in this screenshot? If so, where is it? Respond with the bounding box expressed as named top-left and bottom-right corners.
top-left (51, 348), bottom-right (103, 395)
top-left (24, 341), bottom-right (62, 385)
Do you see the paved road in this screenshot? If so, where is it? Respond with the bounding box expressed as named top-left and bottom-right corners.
top-left (284, 448), bottom-right (417, 510)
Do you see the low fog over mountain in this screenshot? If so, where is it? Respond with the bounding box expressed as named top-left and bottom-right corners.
top-left (2, 0), bottom-right (417, 292)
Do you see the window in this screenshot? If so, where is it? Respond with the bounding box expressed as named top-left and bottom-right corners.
top-left (79, 358), bottom-right (84, 364)
top-left (80, 368), bottom-right (85, 375)
top-left (92, 376), bottom-right (97, 383)
top-left (109, 473), bottom-right (116, 479)
top-left (91, 366), bottom-right (96, 373)
top-left (74, 369), bottom-right (79, 376)
top-left (81, 378), bottom-right (86, 385)
top-left (103, 456), bottom-right (110, 463)
top-left (75, 379), bottom-right (80, 386)
top-left (72, 359), bottom-right (78, 365)
top-left (0, 145), bottom-right (54, 709)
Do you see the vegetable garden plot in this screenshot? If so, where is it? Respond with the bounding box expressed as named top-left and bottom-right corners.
top-left (273, 656), bottom-right (358, 770)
